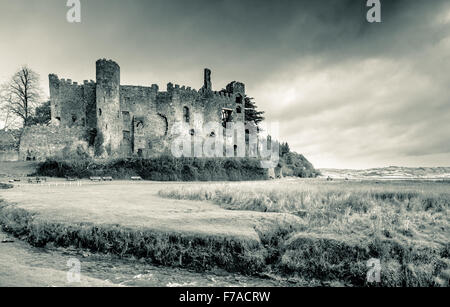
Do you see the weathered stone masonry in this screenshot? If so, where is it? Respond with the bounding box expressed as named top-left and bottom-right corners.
top-left (20, 59), bottom-right (246, 160)
top-left (19, 125), bottom-right (87, 161)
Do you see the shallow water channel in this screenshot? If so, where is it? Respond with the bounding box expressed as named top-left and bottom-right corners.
top-left (0, 231), bottom-right (307, 287)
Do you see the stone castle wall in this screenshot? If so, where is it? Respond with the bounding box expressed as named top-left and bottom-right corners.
top-left (19, 125), bottom-right (88, 161)
top-left (118, 81), bottom-right (245, 158)
top-left (49, 74), bottom-right (97, 128)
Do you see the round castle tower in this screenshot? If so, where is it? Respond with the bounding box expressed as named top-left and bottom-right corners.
top-left (96, 59), bottom-right (121, 156)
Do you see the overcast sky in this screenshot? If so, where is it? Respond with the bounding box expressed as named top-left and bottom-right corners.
top-left (1, 0), bottom-right (449, 169)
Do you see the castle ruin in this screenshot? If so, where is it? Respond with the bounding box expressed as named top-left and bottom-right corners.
top-left (20, 59), bottom-right (247, 160)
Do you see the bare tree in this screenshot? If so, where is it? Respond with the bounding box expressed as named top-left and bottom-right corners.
top-left (1, 66), bottom-right (42, 128)
top-left (0, 99), bottom-right (20, 130)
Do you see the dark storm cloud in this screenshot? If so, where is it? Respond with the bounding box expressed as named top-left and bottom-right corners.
top-left (0, 0), bottom-right (449, 168)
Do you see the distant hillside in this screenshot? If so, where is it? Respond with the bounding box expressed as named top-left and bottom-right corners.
top-left (319, 166), bottom-right (450, 180)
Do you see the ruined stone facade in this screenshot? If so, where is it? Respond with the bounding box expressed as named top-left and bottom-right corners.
top-left (21, 59), bottom-right (247, 160)
top-left (19, 125), bottom-right (87, 161)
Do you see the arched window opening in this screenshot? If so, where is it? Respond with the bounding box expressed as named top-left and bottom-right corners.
top-left (236, 95), bottom-right (243, 104)
top-left (157, 113), bottom-right (169, 136)
top-left (136, 120), bottom-right (144, 129)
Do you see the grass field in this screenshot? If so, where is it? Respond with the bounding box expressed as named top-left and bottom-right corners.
top-left (1, 178), bottom-right (449, 286)
top-left (0, 181), bottom-right (300, 241)
top-left (158, 180), bottom-right (449, 246)
top-left (159, 179), bottom-right (450, 286)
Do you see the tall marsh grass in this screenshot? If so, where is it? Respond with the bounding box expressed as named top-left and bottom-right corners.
top-left (158, 181), bottom-right (449, 240)
top-left (159, 180), bottom-right (450, 286)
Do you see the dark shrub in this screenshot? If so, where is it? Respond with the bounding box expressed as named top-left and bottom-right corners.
top-left (36, 156), bottom-right (269, 181)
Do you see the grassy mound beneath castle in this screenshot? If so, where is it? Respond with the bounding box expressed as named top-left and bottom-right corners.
top-left (278, 151), bottom-right (320, 178)
top-left (35, 156), bottom-right (268, 181)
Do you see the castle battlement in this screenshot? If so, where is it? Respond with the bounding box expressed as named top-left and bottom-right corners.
top-left (50, 74), bottom-right (95, 89)
top-left (96, 58), bottom-right (120, 68)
